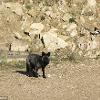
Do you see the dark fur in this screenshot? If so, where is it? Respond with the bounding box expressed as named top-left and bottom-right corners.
top-left (26, 52), bottom-right (50, 78)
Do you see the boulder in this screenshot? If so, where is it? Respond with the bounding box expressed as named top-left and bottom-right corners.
top-left (77, 36), bottom-right (100, 58)
top-left (30, 23), bottom-right (44, 33)
top-left (66, 23), bottom-right (78, 37)
top-left (87, 0), bottom-right (96, 8)
top-left (77, 37), bottom-right (89, 50)
top-left (43, 28), bottom-right (68, 51)
top-left (21, 15), bottom-right (33, 31)
top-left (90, 37), bottom-right (100, 50)
top-left (81, 0), bottom-right (97, 15)
top-left (25, 23), bottom-right (44, 37)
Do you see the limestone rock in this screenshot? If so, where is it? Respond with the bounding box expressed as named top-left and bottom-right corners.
top-left (43, 28), bottom-right (68, 51)
top-left (28, 23), bottom-right (44, 36)
top-left (87, 0), bottom-right (96, 8)
top-left (81, 0), bottom-right (97, 15)
top-left (66, 23), bottom-right (78, 37)
top-left (30, 23), bottom-right (44, 32)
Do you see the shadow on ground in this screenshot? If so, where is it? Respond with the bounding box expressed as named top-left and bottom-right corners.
top-left (16, 71), bottom-right (28, 76)
top-left (16, 70), bottom-right (40, 78)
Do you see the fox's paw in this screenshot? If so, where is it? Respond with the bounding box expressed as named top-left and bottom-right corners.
top-left (43, 75), bottom-right (46, 78)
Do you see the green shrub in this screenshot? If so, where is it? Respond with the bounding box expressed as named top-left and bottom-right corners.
top-left (69, 17), bottom-right (76, 23)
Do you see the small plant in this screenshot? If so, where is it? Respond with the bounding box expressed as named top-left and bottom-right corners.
top-left (11, 60), bottom-right (25, 69)
top-left (14, 61), bottom-right (25, 69)
top-left (0, 51), bottom-right (8, 68)
top-left (0, 60), bottom-right (9, 70)
top-left (69, 17), bottom-right (76, 23)
top-left (67, 53), bottom-right (76, 62)
top-left (50, 53), bottom-right (58, 62)
top-left (25, 4), bottom-right (32, 10)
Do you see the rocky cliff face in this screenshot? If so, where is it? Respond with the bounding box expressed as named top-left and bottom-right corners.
top-left (0, 0), bottom-right (100, 58)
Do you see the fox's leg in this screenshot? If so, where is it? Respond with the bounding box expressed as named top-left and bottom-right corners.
top-left (26, 63), bottom-right (33, 77)
top-left (42, 67), bottom-right (46, 78)
top-left (26, 63), bottom-right (29, 73)
top-left (34, 67), bottom-right (39, 77)
top-left (28, 67), bottom-right (33, 77)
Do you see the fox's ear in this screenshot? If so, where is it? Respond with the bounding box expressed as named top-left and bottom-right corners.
top-left (47, 52), bottom-right (50, 57)
top-left (42, 52), bottom-right (45, 56)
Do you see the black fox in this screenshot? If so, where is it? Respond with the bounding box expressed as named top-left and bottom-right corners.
top-left (26, 52), bottom-right (50, 78)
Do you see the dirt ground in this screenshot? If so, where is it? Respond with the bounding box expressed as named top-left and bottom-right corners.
top-left (0, 59), bottom-right (100, 100)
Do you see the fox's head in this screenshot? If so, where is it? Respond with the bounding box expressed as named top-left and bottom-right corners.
top-left (42, 52), bottom-right (50, 66)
